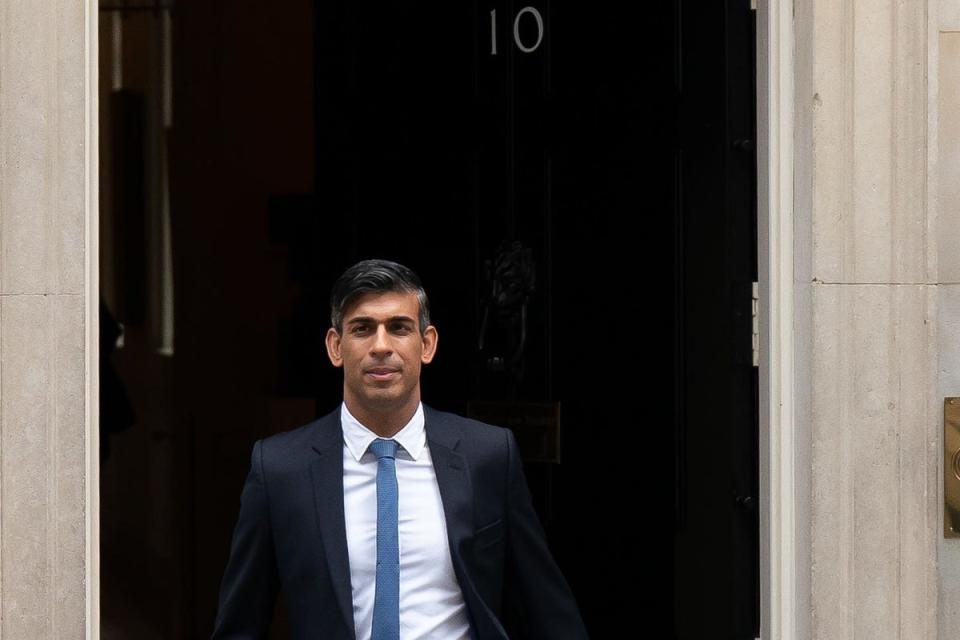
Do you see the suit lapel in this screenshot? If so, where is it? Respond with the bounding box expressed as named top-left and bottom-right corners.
top-left (425, 404), bottom-right (508, 638)
top-left (423, 405), bottom-right (475, 557)
top-left (309, 409), bottom-right (357, 640)
top-left (425, 405), bottom-right (511, 639)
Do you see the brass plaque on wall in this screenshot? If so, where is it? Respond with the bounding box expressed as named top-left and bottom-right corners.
top-left (466, 401), bottom-right (561, 463)
top-left (945, 398), bottom-right (960, 538)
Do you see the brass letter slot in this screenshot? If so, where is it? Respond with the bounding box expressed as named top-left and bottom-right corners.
top-left (945, 398), bottom-right (960, 538)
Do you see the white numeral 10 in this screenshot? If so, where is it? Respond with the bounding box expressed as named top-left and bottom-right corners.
top-left (490, 7), bottom-right (544, 55)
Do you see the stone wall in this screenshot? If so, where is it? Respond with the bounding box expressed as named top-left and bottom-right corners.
top-left (0, 0), bottom-right (99, 637)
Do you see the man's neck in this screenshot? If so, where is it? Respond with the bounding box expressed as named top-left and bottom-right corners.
top-left (344, 398), bottom-right (419, 438)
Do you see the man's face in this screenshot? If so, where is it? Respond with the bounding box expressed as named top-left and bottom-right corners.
top-left (325, 290), bottom-right (438, 417)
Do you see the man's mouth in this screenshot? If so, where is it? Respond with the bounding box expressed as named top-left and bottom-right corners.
top-left (366, 368), bottom-right (399, 380)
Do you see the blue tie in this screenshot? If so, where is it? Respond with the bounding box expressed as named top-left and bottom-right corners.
top-left (370, 438), bottom-right (400, 640)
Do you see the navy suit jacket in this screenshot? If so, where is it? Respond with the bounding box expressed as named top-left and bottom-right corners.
top-left (211, 403), bottom-right (589, 639)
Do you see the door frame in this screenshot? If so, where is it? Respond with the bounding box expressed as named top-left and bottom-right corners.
top-left (85, 0), bottom-right (101, 637)
top-left (78, 0), bottom-right (801, 636)
top-left (757, 1), bottom-right (801, 639)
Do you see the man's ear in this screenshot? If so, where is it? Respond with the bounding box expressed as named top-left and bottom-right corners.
top-left (325, 327), bottom-right (344, 367)
top-left (421, 325), bottom-right (438, 364)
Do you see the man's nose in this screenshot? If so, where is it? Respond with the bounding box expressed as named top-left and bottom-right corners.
top-left (370, 325), bottom-right (392, 353)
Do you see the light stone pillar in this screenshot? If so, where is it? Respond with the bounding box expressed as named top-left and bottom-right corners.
top-left (935, 1), bottom-right (960, 638)
top-left (794, 0), bottom-right (939, 638)
top-left (0, 1), bottom-right (99, 638)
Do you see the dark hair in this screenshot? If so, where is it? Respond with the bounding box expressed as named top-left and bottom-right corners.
top-left (329, 259), bottom-right (431, 334)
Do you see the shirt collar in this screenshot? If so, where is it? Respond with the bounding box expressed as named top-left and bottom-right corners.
top-left (340, 400), bottom-right (426, 462)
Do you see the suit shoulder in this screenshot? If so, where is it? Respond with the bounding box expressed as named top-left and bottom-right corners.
top-left (427, 405), bottom-right (504, 429)
top-left (254, 415), bottom-right (333, 470)
top-left (425, 405), bottom-right (511, 451)
top-left (261, 418), bottom-right (320, 445)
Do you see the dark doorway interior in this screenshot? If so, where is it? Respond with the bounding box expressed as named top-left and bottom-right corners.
top-left (99, 1), bottom-right (758, 638)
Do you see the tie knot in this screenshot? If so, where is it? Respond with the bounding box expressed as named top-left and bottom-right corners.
top-left (369, 438), bottom-right (399, 460)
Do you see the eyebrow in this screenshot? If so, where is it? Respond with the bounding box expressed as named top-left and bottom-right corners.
top-left (345, 315), bottom-right (416, 326)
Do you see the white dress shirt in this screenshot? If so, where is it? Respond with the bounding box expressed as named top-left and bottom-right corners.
top-left (341, 401), bottom-right (473, 640)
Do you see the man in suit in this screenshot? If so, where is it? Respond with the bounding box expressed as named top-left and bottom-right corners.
top-left (211, 259), bottom-right (588, 639)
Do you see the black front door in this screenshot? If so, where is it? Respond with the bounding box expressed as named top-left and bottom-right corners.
top-left (268, 1), bottom-right (759, 636)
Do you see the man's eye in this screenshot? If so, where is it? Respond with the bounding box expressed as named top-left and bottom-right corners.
top-left (352, 326), bottom-right (369, 334)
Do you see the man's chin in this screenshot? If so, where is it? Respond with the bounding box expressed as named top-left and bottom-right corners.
top-left (357, 391), bottom-right (408, 410)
